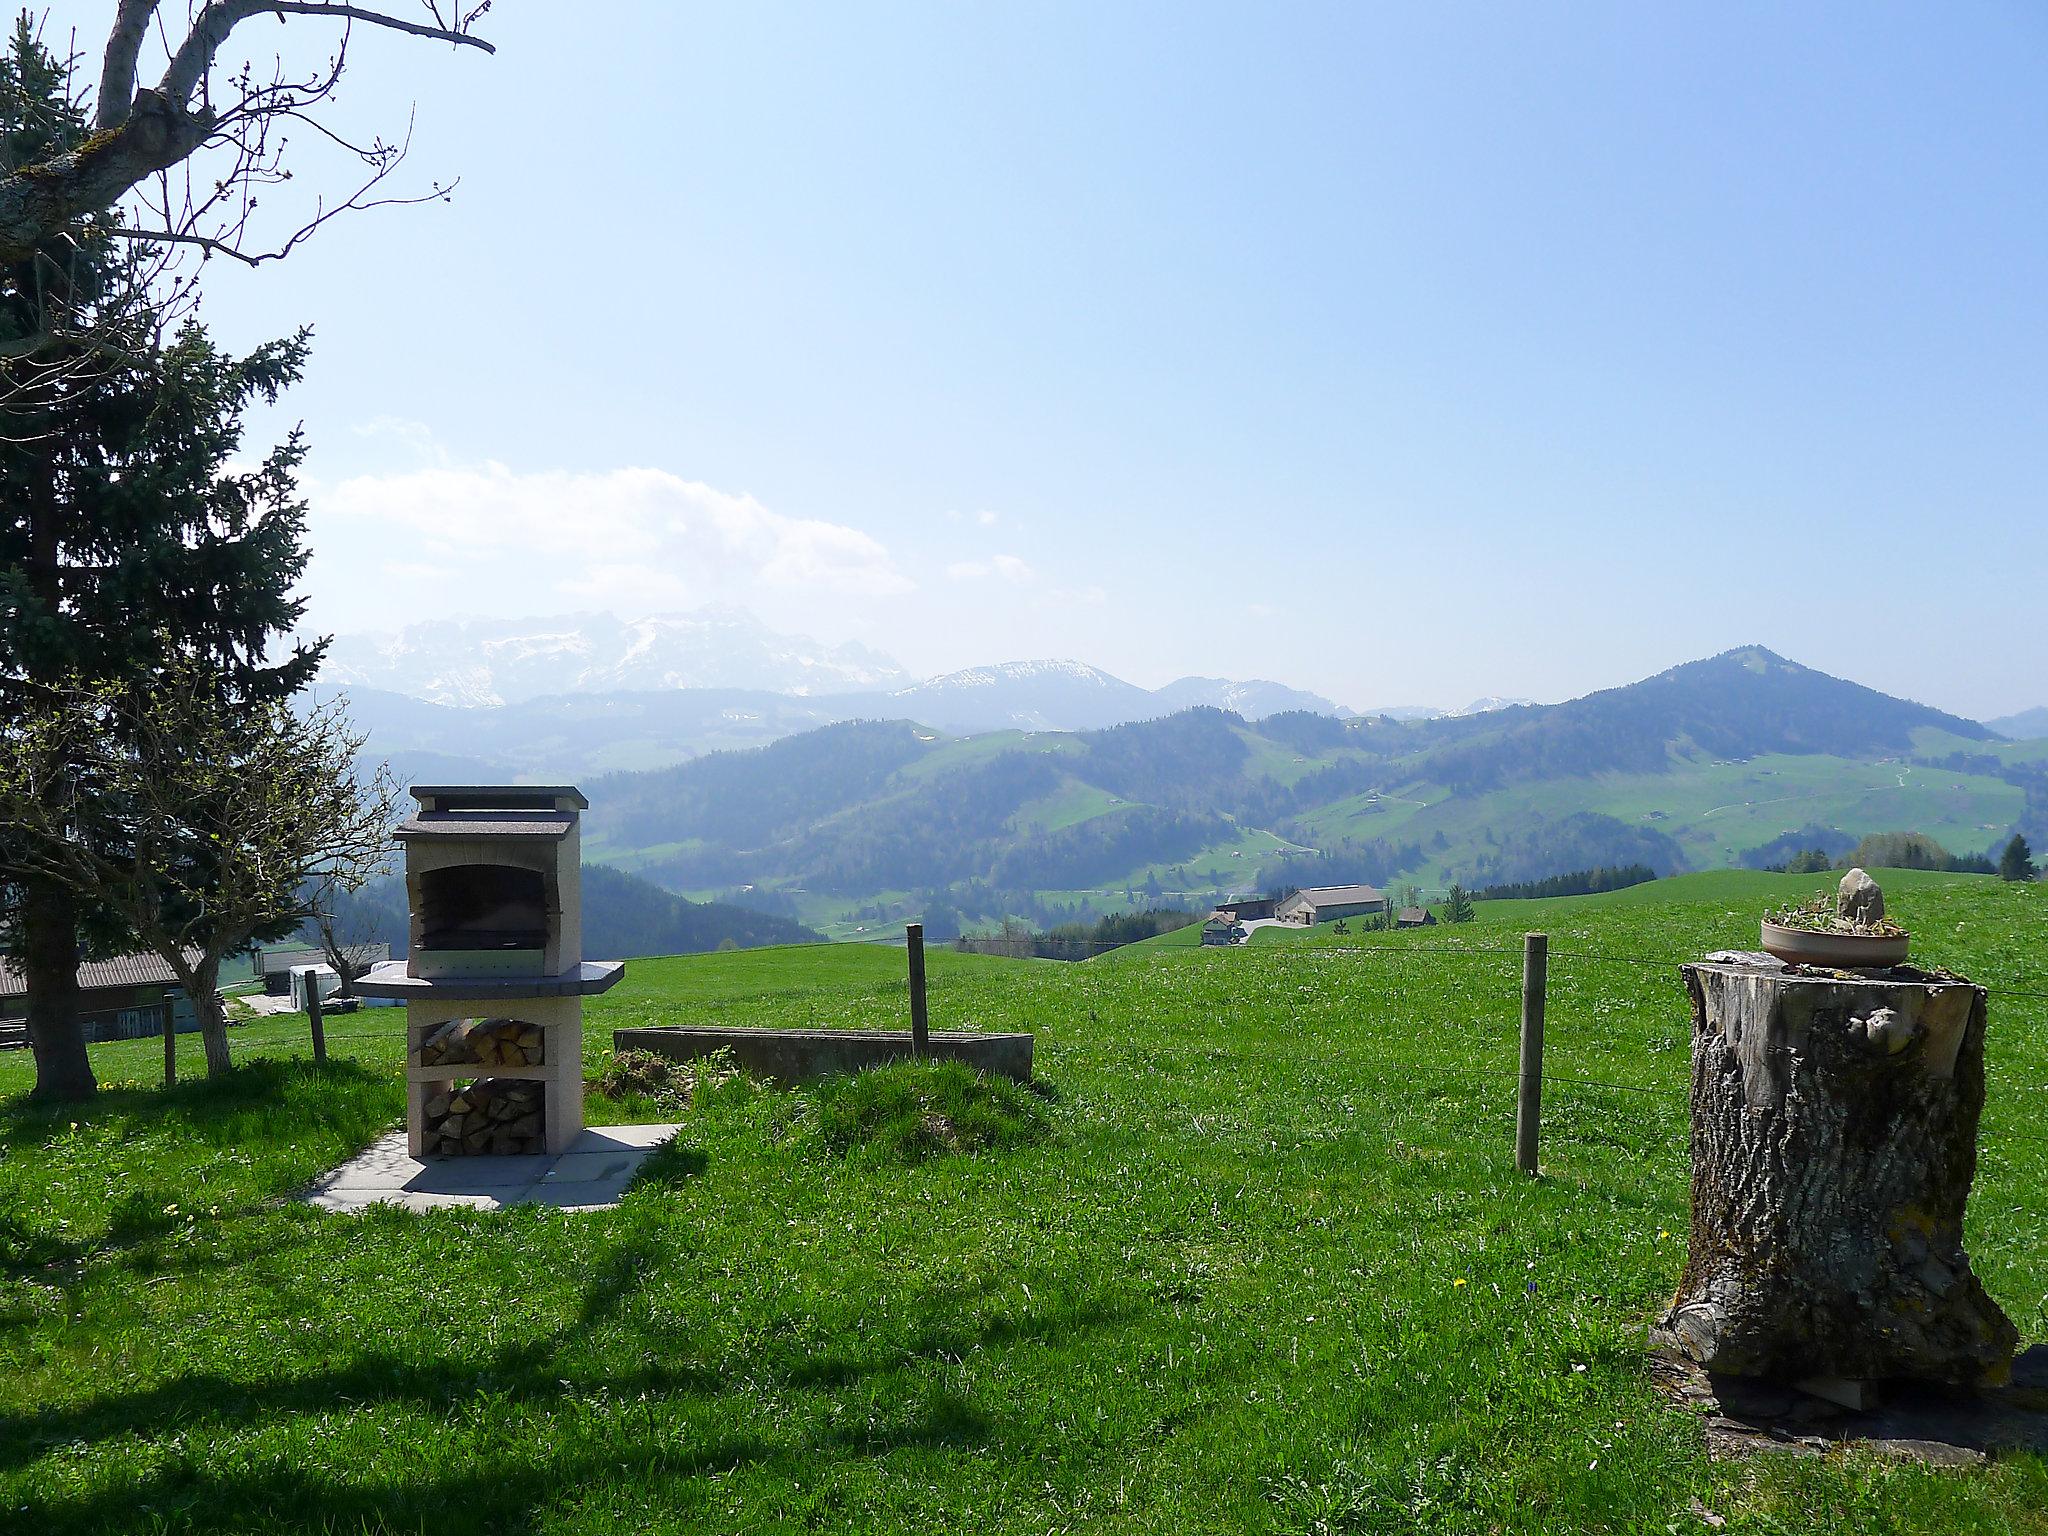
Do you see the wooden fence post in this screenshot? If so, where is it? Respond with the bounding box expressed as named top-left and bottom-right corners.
top-left (906, 922), bottom-right (929, 1055)
top-left (308, 983), bottom-right (327, 1066)
top-left (1516, 932), bottom-right (1547, 1175)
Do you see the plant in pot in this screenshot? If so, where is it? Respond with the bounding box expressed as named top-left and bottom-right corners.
top-left (1760, 867), bottom-right (1910, 968)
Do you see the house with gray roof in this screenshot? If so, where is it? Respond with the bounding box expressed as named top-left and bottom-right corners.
top-left (0, 949), bottom-right (206, 1048)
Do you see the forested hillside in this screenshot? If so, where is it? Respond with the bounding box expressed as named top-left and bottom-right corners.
top-left (308, 863), bottom-right (821, 961)
top-left (573, 647), bottom-right (2047, 937)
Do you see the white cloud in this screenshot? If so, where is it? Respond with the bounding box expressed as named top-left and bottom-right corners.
top-left (976, 509), bottom-right (1000, 527)
top-left (942, 508), bottom-right (1003, 527)
top-left (350, 416), bottom-right (447, 462)
top-left (559, 562), bottom-right (696, 610)
top-left (946, 554), bottom-right (1035, 584)
top-left (319, 461), bottom-right (913, 606)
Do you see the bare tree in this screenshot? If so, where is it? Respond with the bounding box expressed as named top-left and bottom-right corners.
top-left (0, 664), bottom-right (401, 1081)
top-left (306, 841), bottom-right (392, 1000)
top-left (0, 2), bottom-right (493, 266)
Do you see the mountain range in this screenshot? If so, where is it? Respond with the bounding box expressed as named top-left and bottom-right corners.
top-left (1988, 707), bottom-right (2048, 742)
top-left (322, 609), bottom-right (910, 706)
top-left (561, 646), bottom-right (2047, 939)
top-left (326, 611), bottom-right (1546, 777)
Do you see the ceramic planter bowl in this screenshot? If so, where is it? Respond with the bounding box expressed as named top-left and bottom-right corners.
top-left (1759, 920), bottom-right (1910, 970)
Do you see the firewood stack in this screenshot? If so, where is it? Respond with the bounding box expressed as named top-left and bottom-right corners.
top-left (420, 1079), bottom-right (545, 1156)
top-left (416, 1018), bottom-right (543, 1068)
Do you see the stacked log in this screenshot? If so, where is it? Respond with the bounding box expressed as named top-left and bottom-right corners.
top-left (417, 1017), bottom-right (543, 1068)
top-left (420, 1079), bottom-right (545, 1156)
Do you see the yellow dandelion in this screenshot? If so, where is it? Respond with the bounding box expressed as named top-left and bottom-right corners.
top-left (1452, 1277), bottom-right (1468, 1288)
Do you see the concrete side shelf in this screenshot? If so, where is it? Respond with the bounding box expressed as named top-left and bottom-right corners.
top-left (614, 1025), bottom-right (1034, 1085)
top-left (358, 960), bottom-right (624, 1001)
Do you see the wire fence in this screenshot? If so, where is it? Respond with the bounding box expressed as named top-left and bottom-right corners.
top-left (195, 928), bottom-right (2048, 1167)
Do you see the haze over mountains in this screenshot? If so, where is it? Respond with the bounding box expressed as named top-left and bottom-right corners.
top-left (327, 610), bottom-right (1546, 778)
top-left (1988, 707), bottom-right (2048, 742)
top-left (323, 609), bottom-right (912, 706)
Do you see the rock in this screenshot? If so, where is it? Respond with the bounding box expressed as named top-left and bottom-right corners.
top-left (1860, 1007), bottom-right (1915, 1055)
top-left (1838, 868), bottom-right (1884, 925)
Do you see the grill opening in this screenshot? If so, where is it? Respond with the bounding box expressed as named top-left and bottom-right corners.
top-left (418, 865), bottom-right (548, 952)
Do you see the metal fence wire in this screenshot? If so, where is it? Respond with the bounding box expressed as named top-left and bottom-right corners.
top-left (215, 926), bottom-right (2048, 1157)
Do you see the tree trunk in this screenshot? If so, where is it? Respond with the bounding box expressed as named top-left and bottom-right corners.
top-left (1653, 954), bottom-right (2017, 1388)
top-left (195, 961), bottom-right (233, 1079)
top-left (22, 876), bottom-right (95, 1100)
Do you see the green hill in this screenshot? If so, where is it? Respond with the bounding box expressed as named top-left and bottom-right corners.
top-left (575, 649), bottom-right (2047, 932)
top-left (308, 862), bottom-right (824, 960)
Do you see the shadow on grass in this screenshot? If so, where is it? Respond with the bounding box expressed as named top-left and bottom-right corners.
top-left (4, 1241), bottom-right (1140, 1535)
top-left (0, 1057), bottom-right (391, 1151)
top-left (628, 1139), bottom-right (710, 1189)
top-left (1, 1059), bottom-right (394, 1283)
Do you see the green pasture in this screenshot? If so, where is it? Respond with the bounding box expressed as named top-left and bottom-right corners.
top-left (1299, 756), bottom-right (2025, 887)
top-left (4, 873), bottom-right (2046, 1533)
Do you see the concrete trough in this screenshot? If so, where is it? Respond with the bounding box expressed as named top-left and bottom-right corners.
top-left (612, 1025), bottom-right (1033, 1085)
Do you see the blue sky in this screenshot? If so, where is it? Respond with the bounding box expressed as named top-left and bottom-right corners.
top-left (71, 2), bottom-right (2048, 716)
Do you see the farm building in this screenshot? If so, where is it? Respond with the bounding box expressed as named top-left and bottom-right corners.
top-left (1396, 907), bottom-right (1436, 929)
top-left (1201, 913), bottom-right (1246, 947)
top-left (0, 949), bottom-right (207, 1048)
top-left (1274, 884), bottom-right (1388, 925)
top-left (1213, 896), bottom-right (1277, 921)
top-left (249, 942), bottom-right (390, 994)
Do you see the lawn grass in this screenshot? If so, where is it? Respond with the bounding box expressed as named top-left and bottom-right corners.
top-left (3, 874), bottom-right (2046, 1533)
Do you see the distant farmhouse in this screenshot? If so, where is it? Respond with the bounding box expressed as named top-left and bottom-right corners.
top-left (1201, 912), bottom-right (1248, 947)
top-left (0, 949), bottom-right (206, 1048)
top-left (1275, 884), bottom-right (1388, 925)
top-left (1396, 907), bottom-right (1436, 929)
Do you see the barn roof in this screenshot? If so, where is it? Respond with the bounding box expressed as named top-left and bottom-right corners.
top-left (0, 948), bottom-right (205, 999)
top-left (1292, 884), bottom-right (1386, 906)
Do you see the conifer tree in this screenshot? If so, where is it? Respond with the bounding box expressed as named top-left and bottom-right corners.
top-left (1, 21), bottom-right (321, 1099)
top-left (1999, 834), bottom-right (2036, 883)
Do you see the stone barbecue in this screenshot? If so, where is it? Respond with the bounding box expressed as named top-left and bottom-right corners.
top-left (360, 786), bottom-right (623, 1157)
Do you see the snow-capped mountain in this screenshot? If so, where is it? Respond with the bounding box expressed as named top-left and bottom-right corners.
top-left (1151, 676), bottom-right (1351, 720)
top-left (885, 660), bottom-right (1159, 734)
top-left (321, 609), bottom-right (910, 707)
top-left (319, 610), bottom-right (1536, 771)
top-left (1452, 695), bottom-right (1537, 717)
top-left (1357, 696), bottom-right (1537, 721)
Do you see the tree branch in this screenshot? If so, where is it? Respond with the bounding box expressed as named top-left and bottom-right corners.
top-left (95, 0), bottom-right (162, 130)
top-left (0, 2), bottom-right (492, 264)
top-left (161, 2), bottom-right (494, 106)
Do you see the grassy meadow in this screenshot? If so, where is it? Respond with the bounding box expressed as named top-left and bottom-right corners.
top-left (2, 871), bottom-right (2046, 1533)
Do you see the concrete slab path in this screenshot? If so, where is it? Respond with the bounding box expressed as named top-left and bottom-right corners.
top-left (305, 1123), bottom-right (682, 1214)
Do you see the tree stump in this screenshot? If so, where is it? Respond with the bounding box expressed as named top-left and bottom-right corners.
top-left (1652, 953), bottom-right (2017, 1389)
